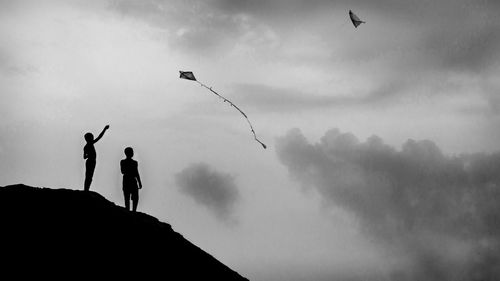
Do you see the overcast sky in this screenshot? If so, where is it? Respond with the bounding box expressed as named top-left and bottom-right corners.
top-left (1, 1), bottom-right (500, 280)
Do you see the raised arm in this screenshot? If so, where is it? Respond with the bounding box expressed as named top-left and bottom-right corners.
top-left (93, 125), bottom-right (110, 143)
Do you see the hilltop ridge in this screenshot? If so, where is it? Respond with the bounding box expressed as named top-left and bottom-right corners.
top-left (0, 184), bottom-right (248, 280)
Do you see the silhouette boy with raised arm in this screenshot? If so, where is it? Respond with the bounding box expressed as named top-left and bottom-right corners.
top-left (83, 125), bottom-right (109, 191)
top-left (120, 147), bottom-right (142, 212)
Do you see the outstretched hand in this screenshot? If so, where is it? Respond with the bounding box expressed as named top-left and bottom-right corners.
top-left (94, 125), bottom-right (110, 143)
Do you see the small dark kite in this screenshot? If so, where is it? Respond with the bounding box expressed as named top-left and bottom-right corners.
top-left (349, 10), bottom-right (366, 28)
top-left (179, 71), bottom-right (196, 81)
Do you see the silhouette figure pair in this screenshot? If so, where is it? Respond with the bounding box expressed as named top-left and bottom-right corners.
top-left (83, 125), bottom-right (143, 212)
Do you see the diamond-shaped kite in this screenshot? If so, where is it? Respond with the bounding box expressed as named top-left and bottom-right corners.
top-left (179, 71), bottom-right (267, 149)
top-left (179, 71), bottom-right (196, 81)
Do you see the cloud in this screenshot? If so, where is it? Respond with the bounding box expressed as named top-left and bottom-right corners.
top-left (175, 163), bottom-right (240, 224)
top-left (107, 0), bottom-right (500, 112)
top-left (422, 23), bottom-right (500, 74)
top-left (108, 0), bottom-right (500, 64)
top-left (276, 128), bottom-right (500, 280)
top-left (230, 82), bottom-right (406, 112)
top-left (107, 0), bottom-right (271, 56)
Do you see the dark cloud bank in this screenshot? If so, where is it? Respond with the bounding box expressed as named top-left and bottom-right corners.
top-left (277, 128), bottom-right (500, 280)
top-left (175, 163), bottom-right (240, 224)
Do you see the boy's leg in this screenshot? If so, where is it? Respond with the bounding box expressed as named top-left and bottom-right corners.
top-left (132, 199), bottom-right (138, 212)
top-left (84, 177), bottom-right (91, 191)
top-left (84, 160), bottom-right (96, 191)
top-left (123, 188), bottom-right (130, 211)
top-left (131, 188), bottom-right (139, 212)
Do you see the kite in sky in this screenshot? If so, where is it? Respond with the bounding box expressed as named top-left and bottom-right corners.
top-left (179, 71), bottom-right (267, 149)
top-left (349, 10), bottom-right (365, 28)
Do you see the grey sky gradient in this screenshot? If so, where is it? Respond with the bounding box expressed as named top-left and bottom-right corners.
top-left (1, 1), bottom-right (500, 280)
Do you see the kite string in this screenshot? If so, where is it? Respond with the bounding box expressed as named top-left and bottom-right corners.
top-left (196, 81), bottom-right (267, 149)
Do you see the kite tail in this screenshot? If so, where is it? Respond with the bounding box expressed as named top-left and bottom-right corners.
top-left (197, 81), bottom-right (267, 149)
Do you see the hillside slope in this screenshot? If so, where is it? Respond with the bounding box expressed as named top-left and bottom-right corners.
top-left (0, 184), bottom-right (248, 280)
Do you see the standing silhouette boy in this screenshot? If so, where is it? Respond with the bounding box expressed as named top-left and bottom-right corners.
top-left (83, 125), bottom-right (110, 191)
top-left (120, 147), bottom-right (142, 212)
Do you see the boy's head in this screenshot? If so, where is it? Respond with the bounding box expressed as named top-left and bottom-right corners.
top-left (84, 132), bottom-right (94, 143)
top-left (124, 147), bottom-right (134, 158)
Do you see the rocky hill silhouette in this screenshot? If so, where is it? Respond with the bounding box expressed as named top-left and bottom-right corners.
top-left (0, 184), bottom-right (248, 280)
